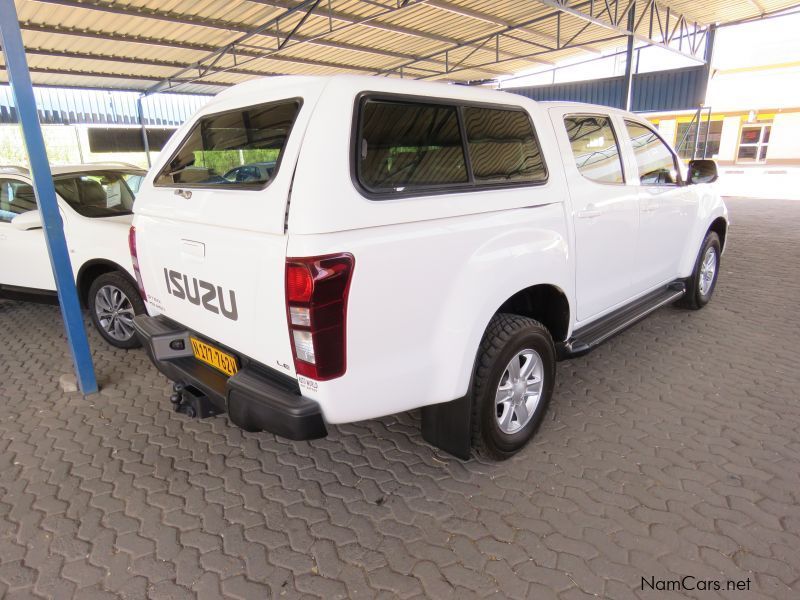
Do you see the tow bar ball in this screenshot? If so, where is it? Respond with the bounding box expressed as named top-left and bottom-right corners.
top-left (170, 381), bottom-right (220, 419)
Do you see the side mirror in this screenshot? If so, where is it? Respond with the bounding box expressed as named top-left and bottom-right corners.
top-left (687, 159), bottom-right (718, 184)
top-left (11, 210), bottom-right (43, 231)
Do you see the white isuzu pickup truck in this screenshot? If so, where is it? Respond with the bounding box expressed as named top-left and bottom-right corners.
top-left (131, 75), bottom-right (727, 460)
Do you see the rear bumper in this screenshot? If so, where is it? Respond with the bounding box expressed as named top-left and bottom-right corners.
top-left (133, 314), bottom-right (327, 441)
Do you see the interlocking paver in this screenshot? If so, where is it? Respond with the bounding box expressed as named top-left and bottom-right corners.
top-left (0, 198), bottom-right (799, 598)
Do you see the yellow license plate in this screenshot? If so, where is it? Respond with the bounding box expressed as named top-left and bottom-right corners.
top-left (190, 337), bottom-right (239, 377)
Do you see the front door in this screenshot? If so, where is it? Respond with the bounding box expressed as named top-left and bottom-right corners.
top-left (552, 110), bottom-right (639, 322)
top-left (0, 178), bottom-right (55, 291)
top-left (622, 120), bottom-right (697, 291)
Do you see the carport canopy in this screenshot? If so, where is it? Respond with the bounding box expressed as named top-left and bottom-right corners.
top-left (3, 0), bottom-right (798, 96)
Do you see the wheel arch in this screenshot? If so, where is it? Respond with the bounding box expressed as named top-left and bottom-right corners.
top-left (495, 283), bottom-right (571, 343)
top-left (708, 216), bottom-right (728, 251)
top-left (76, 259), bottom-right (137, 307)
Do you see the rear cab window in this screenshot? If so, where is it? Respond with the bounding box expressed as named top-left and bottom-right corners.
top-left (155, 99), bottom-right (301, 189)
top-left (563, 115), bottom-right (625, 184)
top-left (354, 95), bottom-right (547, 198)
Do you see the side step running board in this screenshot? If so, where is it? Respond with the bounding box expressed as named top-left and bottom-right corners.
top-left (557, 281), bottom-right (686, 360)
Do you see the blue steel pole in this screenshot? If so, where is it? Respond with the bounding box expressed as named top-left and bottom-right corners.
top-left (0, 0), bottom-right (98, 394)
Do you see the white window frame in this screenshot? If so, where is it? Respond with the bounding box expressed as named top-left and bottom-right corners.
top-left (736, 123), bottom-right (771, 164)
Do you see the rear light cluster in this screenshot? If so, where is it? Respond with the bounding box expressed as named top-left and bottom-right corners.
top-left (128, 226), bottom-right (146, 300)
top-left (285, 253), bottom-right (354, 381)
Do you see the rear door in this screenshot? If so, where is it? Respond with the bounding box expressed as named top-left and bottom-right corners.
top-left (551, 109), bottom-right (639, 322)
top-left (0, 178), bottom-right (55, 290)
top-left (133, 91), bottom-right (320, 378)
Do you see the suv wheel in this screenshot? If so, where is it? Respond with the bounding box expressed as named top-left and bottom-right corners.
top-left (678, 231), bottom-right (721, 310)
top-left (88, 272), bottom-right (146, 349)
top-left (471, 313), bottom-right (556, 460)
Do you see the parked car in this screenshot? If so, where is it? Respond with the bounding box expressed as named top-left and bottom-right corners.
top-left (131, 76), bottom-right (727, 459)
top-left (200, 162), bottom-right (277, 185)
top-left (222, 162), bottom-right (276, 184)
top-left (0, 163), bottom-right (148, 348)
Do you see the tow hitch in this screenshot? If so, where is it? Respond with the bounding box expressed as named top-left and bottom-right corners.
top-left (170, 381), bottom-right (222, 419)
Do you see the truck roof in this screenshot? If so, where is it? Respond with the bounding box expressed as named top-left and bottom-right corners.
top-left (203, 75), bottom-right (638, 121)
top-left (204, 74), bottom-right (541, 114)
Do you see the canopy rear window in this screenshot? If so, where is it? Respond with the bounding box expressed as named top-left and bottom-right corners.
top-left (355, 96), bottom-right (547, 198)
top-left (155, 99), bottom-right (301, 189)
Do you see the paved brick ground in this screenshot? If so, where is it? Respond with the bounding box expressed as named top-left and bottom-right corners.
top-left (1, 197), bottom-right (798, 599)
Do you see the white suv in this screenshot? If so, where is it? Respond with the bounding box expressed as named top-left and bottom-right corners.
top-left (0, 164), bottom-right (148, 348)
top-left (131, 76), bottom-right (727, 459)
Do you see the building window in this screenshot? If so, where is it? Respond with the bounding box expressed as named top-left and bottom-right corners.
top-left (737, 124), bottom-right (771, 163)
top-left (675, 120), bottom-right (723, 159)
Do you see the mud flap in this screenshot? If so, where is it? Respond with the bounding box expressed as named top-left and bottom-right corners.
top-left (421, 395), bottom-right (472, 460)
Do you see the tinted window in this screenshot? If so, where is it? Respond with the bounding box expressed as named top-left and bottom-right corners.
top-left (54, 172), bottom-right (136, 218)
top-left (155, 100), bottom-right (300, 188)
top-left (625, 120), bottom-right (679, 185)
top-left (357, 100), bottom-right (468, 193)
top-left (564, 116), bottom-right (625, 184)
top-left (463, 107), bottom-right (546, 184)
top-left (0, 179), bottom-right (37, 223)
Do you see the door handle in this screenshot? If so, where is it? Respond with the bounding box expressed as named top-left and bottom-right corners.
top-left (641, 202), bottom-right (659, 212)
top-left (577, 205), bottom-right (602, 219)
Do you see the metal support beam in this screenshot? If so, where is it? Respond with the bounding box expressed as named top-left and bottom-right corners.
top-left (0, 0), bottom-right (98, 394)
top-left (534, 0), bottom-right (707, 63)
top-left (702, 106), bottom-right (712, 158)
top-left (692, 106), bottom-right (702, 159)
top-left (0, 64), bottom-right (230, 88)
top-left (700, 23), bottom-right (717, 105)
top-left (136, 96), bottom-right (151, 168)
top-left (622, 3), bottom-right (636, 110)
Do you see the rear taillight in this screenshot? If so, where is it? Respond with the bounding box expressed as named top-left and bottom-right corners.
top-left (128, 226), bottom-right (146, 300)
top-left (285, 253), bottom-right (354, 381)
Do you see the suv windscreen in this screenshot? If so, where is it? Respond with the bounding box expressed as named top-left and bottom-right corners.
top-left (54, 171), bottom-right (137, 218)
top-left (154, 100), bottom-right (300, 188)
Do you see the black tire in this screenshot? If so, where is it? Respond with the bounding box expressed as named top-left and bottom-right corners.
top-left (87, 271), bottom-right (146, 349)
top-left (471, 313), bottom-right (556, 460)
top-left (677, 231), bottom-right (721, 310)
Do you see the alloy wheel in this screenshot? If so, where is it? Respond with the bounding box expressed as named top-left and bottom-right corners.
top-left (495, 349), bottom-right (545, 434)
top-left (95, 284), bottom-right (136, 341)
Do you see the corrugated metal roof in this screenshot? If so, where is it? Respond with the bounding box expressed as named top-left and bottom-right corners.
top-left (1, 0), bottom-right (795, 95)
